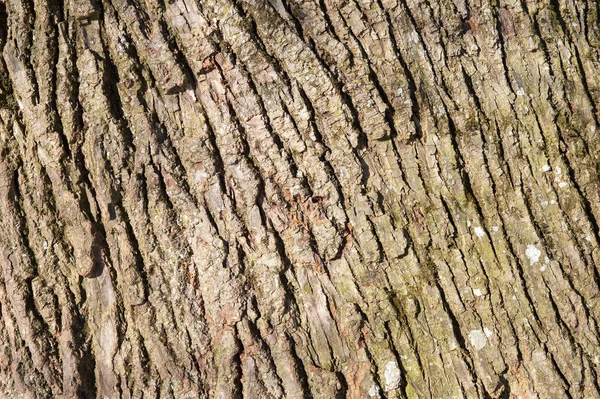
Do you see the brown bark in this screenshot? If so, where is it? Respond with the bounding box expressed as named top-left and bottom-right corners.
top-left (1, 0), bottom-right (600, 397)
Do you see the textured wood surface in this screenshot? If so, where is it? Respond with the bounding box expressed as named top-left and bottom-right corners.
top-left (1, 0), bottom-right (600, 397)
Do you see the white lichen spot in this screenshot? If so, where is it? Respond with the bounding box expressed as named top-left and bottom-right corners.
top-left (526, 244), bottom-right (541, 265)
top-left (473, 288), bottom-right (483, 297)
top-left (484, 327), bottom-right (493, 337)
top-left (474, 226), bottom-right (485, 238)
top-left (558, 182), bottom-right (568, 188)
top-left (555, 166), bottom-right (562, 175)
top-left (468, 329), bottom-right (487, 351)
top-left (516, 88), bottom-right (525, 96)
top-left (541, 164), bottom-right (551, 172)
top-left (540, 265), bottom-right (546, 272)
top-left (541, 201), bottom-right (549, 207)
top-left (368, 385), bottom-right (381, 398)
top-left (492, 226), bottom-right (499, 233)
top-left (384, 361), bottom-right (401, 391)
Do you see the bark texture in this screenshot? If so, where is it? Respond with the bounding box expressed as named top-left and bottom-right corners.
top-left (1, 0), bottom-right (600, 397)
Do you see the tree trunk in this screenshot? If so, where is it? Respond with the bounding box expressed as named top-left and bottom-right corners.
top-left (1, 0), bottom-right (600, 397)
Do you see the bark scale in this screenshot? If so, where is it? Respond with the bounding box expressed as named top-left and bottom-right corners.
top-left (0, 0), bottom-right (600, 397)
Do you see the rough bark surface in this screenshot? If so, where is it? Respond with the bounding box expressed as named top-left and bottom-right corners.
top-left (1, 0), bottom-right (600, 397)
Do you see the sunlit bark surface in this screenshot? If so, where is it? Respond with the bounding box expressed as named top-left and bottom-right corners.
top-left (1, 0), bottom-right (600, 397)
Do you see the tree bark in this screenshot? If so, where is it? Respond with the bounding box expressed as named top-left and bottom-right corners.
top-left (1, 0), bottom-right (600, 397)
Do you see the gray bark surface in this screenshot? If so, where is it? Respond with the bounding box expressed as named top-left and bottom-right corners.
top-left (1, 0), bottom-right (600, 397)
